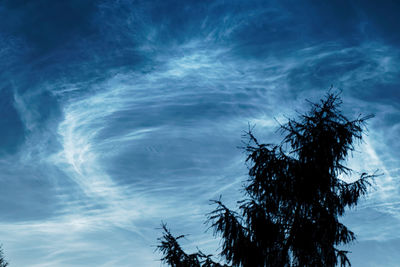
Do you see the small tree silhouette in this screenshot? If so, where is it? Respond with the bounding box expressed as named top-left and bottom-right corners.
top-left (157, 92), bottom-right (376, 267)
top-left (0, 246), bottom-right (8, 267)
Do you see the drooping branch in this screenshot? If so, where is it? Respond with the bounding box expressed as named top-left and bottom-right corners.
top-left (157, 223), bottom-right (229, 267)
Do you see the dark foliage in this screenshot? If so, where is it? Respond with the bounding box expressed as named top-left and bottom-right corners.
top-left (158, 92), bottom-right (376, 267)
top-left (157, 223), bottom-right (229, 267)
top-left (0, 246), bottom-right (8, 267)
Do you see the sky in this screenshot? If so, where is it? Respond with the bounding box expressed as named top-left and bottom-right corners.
top-left (0, 0), bottom-right (400, 266)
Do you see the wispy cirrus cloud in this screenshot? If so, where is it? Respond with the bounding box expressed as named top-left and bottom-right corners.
top-left (0, 1), bottom-right (400, 266)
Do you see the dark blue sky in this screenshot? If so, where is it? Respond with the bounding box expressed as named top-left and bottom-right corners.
top-left (1, 1), bottom-right (400, 266)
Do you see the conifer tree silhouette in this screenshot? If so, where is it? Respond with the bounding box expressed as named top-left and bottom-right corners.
top-left (158, 92), bottom-right (376, 267)
top-left (0, 246), bottom-right (8, 267)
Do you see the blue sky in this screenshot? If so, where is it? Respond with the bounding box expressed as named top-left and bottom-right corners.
top-left (0, 0), bottom-right (400, 266)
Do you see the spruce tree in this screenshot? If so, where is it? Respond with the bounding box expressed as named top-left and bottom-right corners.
top-left (158, 92), bottom-right (375, 267)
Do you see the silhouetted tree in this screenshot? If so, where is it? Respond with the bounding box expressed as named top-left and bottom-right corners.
top-left (0, 246), bottom-right (8, 267)
top-left (158, 92), bottom-right (376, 267)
